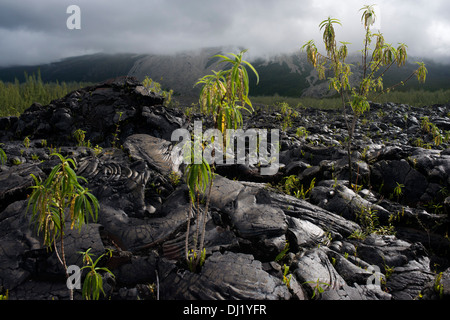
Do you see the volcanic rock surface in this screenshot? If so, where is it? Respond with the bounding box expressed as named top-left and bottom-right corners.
top-left (0, 77), bottom-right (449, 300)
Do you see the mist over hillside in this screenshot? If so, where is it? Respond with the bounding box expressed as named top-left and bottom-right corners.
top-left (0, 49), bottom-right (449, 102)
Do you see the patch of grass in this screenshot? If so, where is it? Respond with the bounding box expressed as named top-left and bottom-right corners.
top-left (251, 88), bottom-right (450, 111)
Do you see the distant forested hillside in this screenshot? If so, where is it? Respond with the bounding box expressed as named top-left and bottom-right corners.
top-left (0, 53), bottom-right (143, 83)
top-left (0, 51), bottom-right (449, 114)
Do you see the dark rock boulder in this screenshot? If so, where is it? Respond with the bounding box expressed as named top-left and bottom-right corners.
top-left (310, 182), bottom-right (391, 223)
top-left (12, 76), bottom-right (184, 147)
top-left (0, 163), bottom-right (45, 212)
top-left (371, 159), bottom-right (428, 205)
top-left (286, 216), bottom-right (326, 251)
top-left (124, 134), bottom-right (176, 176)
top-left (268, 188), bottom-right (361, 239)
top-left (77, 152), bottom-right (154, 219)
top-left (421, 267), bottom-right (450, 300)
top-left (158, 251), bottom-right (291, 300)
top-left (292, 247), bottom-right (346, 294)
top-left (0, 201), bottom-right (34, 291)
top-left (224, 185), bottom-right (288, 240)
top-left (351, 234), bottom-right (434, 300)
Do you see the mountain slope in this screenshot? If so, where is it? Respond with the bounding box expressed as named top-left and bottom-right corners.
top-left (127, 47), bottom-right (225, 97)
top-left (0, 53), bottom-right (144, 83)
top-left (0, 50), bottom-right (449, 100)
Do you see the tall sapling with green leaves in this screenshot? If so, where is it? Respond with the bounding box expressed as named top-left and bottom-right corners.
top-left (27, 153), bottom-right (99, 300)
top-left (302, 4), bottom-right (427, 185)
top-left (184, 50), bottom-right (259, 272)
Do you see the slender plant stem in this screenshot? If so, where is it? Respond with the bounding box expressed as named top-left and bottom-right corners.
top-left (194, 189), bottom-right (200, 253)
top-left (373, 71), bottom-right (417, 101)
top-left (185, 201), bottom-right (193, 262)
top-left (363, 29), bottom-right (370, 81)
top-left (58, 214), bottom-right (72, 300)
top-left (199, 172), bottom-right (214, 258)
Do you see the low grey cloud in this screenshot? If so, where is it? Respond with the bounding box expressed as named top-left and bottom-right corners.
top-left (0, 0), bottom-right (449, 67)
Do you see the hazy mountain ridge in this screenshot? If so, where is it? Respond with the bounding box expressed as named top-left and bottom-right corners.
top-left (0, 49), bottom-right (449, 100)
top-left (127, 47), bottom-right (226, 97)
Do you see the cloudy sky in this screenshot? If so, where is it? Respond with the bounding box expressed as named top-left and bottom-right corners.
top-left (0, 0), bottom-right (449, 67)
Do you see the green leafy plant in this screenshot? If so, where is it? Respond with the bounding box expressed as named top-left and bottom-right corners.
top-left (304, 279), bottom-right (331, 299)
top-left (187, 248), bottom-right (206, 273)
top-left (184, 136), bottom-right (213, 272)
top-left (73, 129), bottom-right (86, 147)
top-left (23, 136), bottom-right (30, 149)
top-left (275, 241), bottom-right (290, 262)
top-left (296, 126), bottom-right (309, 139)
top-left (350, 205), bottom-right (395, 240)
top-left (168, 170), bottom-right (181, 187)
top-left (302, 4), bottom-right (427, 185)
top-left (281, 175), bottom-right (316, 200)
top-left (432, 125), bottom-right (443, 146)
top-left (357, 206), bottom-right (380, 237)
top-left (184, 107), bottom-right (194, 119)
top-left (352, 182), bottom-right (363, 193)
top-left (0, 145), bottom-right (6, 165)
top-left (276, 102), bottom-right (299, 131)
top-left (79, 248), bottom-right (115, 300)
top-left (294, 178), bottom-right (316, 200)
top-left (27, 153), bottom-right (99, 300)
top-left (142, 76), bottom-right (174, 107)
top-left (196, 49), bottom-right (258, 134)
top-left (434, 272), bottom-right (444, 299)
top-left (421, 116), bottom-right (431, 134)
top-left (422, 118), bottom-right (445, 146)
top-left (384, 264), bottom-right (395, 279)
top-left (283, 175), bottom-right (300, 196)
top-left (430, 202), bottom-right (443, 215)
top-left (0, 289), bottom-right (8, 300)
top-left (282, 264), bottom-right (292, 289)
top-left (183, 50), bottom-right (259, 272)
top-left (414, 137), bottom-right (425, 148)
top-left (393, 182), bottom-right (404, 201)
top-left (73, 129), bottom-right (92, 148)
top-left (93, 145), bottom-right (103, 157)
top-left (111, 111), bottom-right (123, 149)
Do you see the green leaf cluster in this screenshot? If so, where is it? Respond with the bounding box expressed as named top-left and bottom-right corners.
top-left (276, 102), bottom-right (299, 131)
top-left (184, 50), bottom-right (259, 272)
top-left (0, 290), bottom-right (8, 300)
top-left (142, 76), bottom-right (174, 107)
top-left (0, 146), bottom-right (6, 165)
top-left (281, 175), bottom-right (316, 200)
top-left (26, 153), bottom-right (99, 299)
top-left (301, 4), bottom-right (428, 184)
top-left (304, 279), bottom-right (330, 299)
top-left (196, 49), bottom-right (259, 133)
top-left (79, 248), bottom-right (115, 300)
top-left (27, 153), bottom-right (99, 247)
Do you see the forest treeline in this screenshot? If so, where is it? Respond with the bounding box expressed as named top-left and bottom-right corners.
top-left (1, 69), bottom-right (449, 117)
top-left (0, 70), bottom-right (92, 116)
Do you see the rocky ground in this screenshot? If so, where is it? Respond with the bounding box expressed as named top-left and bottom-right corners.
top-left (0, 77), bottom-right (449, 300)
